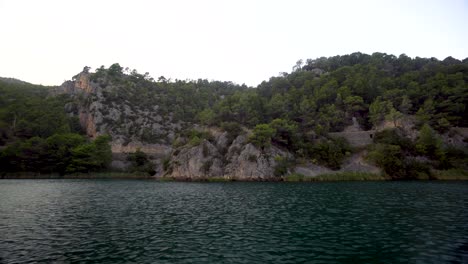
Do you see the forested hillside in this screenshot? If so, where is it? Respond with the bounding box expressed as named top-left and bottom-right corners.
top-left (1, 52), bottom-right (467, 179)
top-left (0, 79), bottom-right (112, 174)
top-left (206, 53), bottom-right (467, 131)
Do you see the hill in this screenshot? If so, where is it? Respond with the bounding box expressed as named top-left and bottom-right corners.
top-left (1, 52), bottom-right (467, 180)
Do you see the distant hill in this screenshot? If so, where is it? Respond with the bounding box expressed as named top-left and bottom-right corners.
top-left (0, 77), bottom-right (34, 86)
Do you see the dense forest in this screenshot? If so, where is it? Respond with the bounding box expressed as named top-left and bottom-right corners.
top-left (1, 52), bottom-right (467, 179)
top-left (0, 79), bottom-right (111, 174)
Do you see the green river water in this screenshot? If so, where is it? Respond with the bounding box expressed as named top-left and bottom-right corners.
top-left (0, 180), bottom-right (467, 263)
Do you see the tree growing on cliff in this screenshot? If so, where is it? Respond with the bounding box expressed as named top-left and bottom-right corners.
top-left (416, 124), bottom-right (444, 159)
top-left (369, 98), bottom-right (392, 127)
top-left (249, 124), bottom-right (276, 150)
top-left (385, 108), bottom-right (404, 127)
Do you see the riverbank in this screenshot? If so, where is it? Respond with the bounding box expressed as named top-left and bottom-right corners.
top-left (2, 169), bottom-right (467, 181)
top-left (0, 172), bottom-right (152, 179)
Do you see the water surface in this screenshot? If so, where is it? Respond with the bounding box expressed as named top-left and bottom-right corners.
top-left (0, 180), bottom-right (467, 263)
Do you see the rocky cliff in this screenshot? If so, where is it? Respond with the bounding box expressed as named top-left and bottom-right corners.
top-left (167, 133), bottom-right (291, 180)
top-left (50, 68), bottom-right (387, 180)
top-left (55, 69), bottom-right (304, 180)
top-left (56, 69), bottom-right (178, 149)
top-left (55, 66), bottom-right (467, 181)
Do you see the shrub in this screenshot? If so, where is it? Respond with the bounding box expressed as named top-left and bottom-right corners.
top-left (284, 173), bottom-right (305, 182)
top-left (404, 158), bottom-right (431, 179)
top-left (310, 137), bottom-right (351, 170)
top-left (367, 143), bottom-right (405, 178)
top-left (181, 129), bottom-right (214, 147)
top-left (249, 124), bottom-right (276, 149)
top-left (189, 136), bottom-right (202, 146)
top-left (432, 169), bottom-right (468, 180)
top-left (273, 156), bottom-right (295, 177)
top-left (220, 121), bottom-right (243, 143)
top-left (416, 124), bottom-right (445, 159)
top-left (126, 149), bottom-right (156, 176)
top-left (162, 157), bottom-right (171, 171)
top-left (373, 128), bottom-right (414, 152)
top-left (313, 172), bottom-right (386, 181)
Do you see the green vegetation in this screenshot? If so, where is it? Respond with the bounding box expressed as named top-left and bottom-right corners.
top-left (366, 127), bottom-right (467, 179)
top-left (84, 56), bottom-right (468, 177)
top-left (0, 171), bottom-right (153, 179)
top-left (0, 133), bottom-right (112, 175)
top-left (312, 172), bottom-right (386, 181)
top-left (273, 156), bottom-right (295, 177)
top-left (283, 173), bottom-right (307, 182)
top-left (126, 149), bottom-right (156, 176)
top-left (283, 172), bottom-right (385, 181)
top-left (1, 52), bottom-right (468, 179)
top-left (249, 124), bottom-right (276, 149)
top-left (432, 169), bottom-right (468, 180)
top-left (309, 137), bottom-right (351, 170)
top-left (179, 129), bottom-right (214, 147)
top-left (0, 79), bottom-right (112, 175)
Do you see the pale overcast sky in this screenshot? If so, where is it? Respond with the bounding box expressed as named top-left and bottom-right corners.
top-left (0, 0), bottom-right (467, 87)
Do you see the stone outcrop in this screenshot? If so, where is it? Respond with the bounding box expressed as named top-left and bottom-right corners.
top-left (293, 150), bottom-right (381, 178)
top-left (74, 72), bottom-right (94, 93)
top-left (339, 151), bottom-right (380, 174)
top-left (167, 134), bottom-right (291, 180)
top-left (54, 69), bottom-right (385, 179)
top-left (52, 72), bottom-right (94, 96)
top-left (111, 142), bottom-right (172, 156)
top-left (79, 110), bottom-right (98, 138)
top-left (55, 69), bottom-right (464, 181)
top-left (169, 140), bottom-right (224, 179)
top-left (294, 163), bottom-right (332, 177)
top-left (223, 136), bottom-right (289, 180)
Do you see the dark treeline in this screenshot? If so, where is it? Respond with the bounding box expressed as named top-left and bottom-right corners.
top-left (0, 79), bottom-right (111, 174)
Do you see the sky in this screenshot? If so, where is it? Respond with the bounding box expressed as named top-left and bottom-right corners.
top-left (0, 0), bottom-right (467, 87)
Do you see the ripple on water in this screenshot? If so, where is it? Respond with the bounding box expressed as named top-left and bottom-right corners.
top-left (0, 180), bottom-right (467, 263)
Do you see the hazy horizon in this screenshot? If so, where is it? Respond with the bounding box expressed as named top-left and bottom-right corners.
top-left (1, 0), bottom-right (467, 87)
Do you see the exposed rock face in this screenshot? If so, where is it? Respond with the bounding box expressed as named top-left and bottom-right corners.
top-left (74, 72), bottom-right (94, 93)
top-left (56, 69), bottom-right (301, 179)
top-left (293, 152), bottom-right (381, 178)
top-left (111, 142), bottom-right (171, 156)
top-left (329, 131), bottom-right (374, 147)
top-left (294, 163), bottom-right (332, 177)
top-left (53, 70), bottom-right (175, 172)
top-left (54, 72), bottom-right (101, 138)
top-left (52, 69), bottom-right (409, 180)
top-left (56, 69), bottom-right (381, 179)
top-left (339, 151), bottom-right (380, 174)
top-left (52, 72), bottom-right (94, 95)
top-left (168, 134), bottom-right (291, 180)
top-left (170, 140), bottom-right (224, 179)
top-left (443, 127), bottom-right (468, 148)
top-left (224, 136), bottom-right (289, 180)
top-left (79, 110), bottom-right (98, 138)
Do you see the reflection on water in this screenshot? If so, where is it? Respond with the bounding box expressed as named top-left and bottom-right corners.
top-left (0, 180), bottom-right (467, 263)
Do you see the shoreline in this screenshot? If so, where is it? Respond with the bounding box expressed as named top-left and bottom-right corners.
top-left (1, 170), bottom-right (467, 181)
